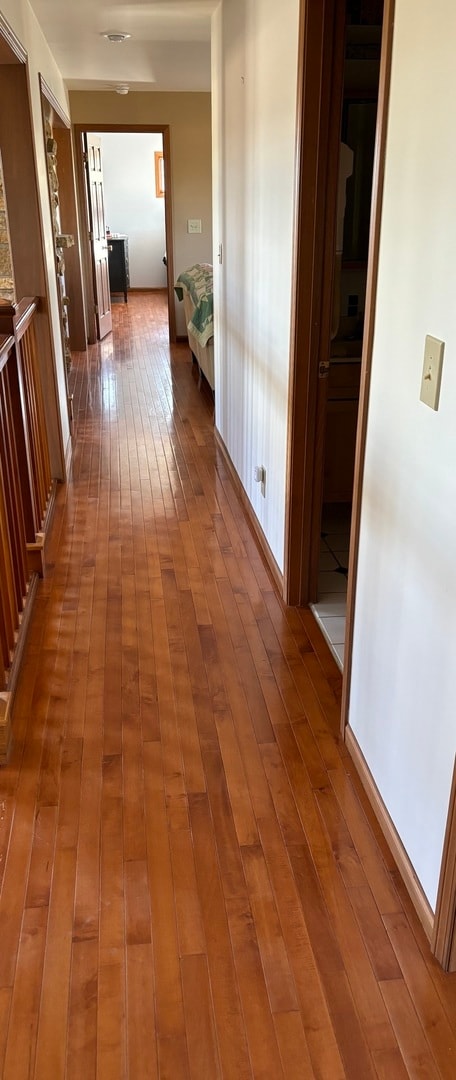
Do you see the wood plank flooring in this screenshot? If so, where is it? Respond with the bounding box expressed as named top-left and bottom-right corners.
top-left (0, 291), bottom-right (455, 1078)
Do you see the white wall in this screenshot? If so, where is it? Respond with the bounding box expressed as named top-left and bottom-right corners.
top-left (212, 0), bottom-right (300, 570)
top-left (1, 0), bottom-right (71, 461)
top-left (99, 132), bottom-right (166, 289)
top-left (349, 0), bottom-right (456, 910)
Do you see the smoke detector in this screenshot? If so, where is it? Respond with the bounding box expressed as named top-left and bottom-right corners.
top-left (115, 84), bottom-right (130, 95)
top-left (101, 30), bottom-right (131, 44)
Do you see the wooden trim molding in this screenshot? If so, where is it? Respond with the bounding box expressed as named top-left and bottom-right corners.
top-left (0, 693), bottom-right (11, 762)
top-left (0, 59), bottom-right (67, 479)
top-left (340, 0), bottom-right (396, 735)
top-left (0, 296), bottom-right (37, 339)
top-left (39, 74), bottom-right (70, 128)
top-left (0, 572), bottom-right (39, 763)
top-left (0, 11), bottom-right (27, 65)
top-left (284, 0), bottom-right (355, 606)
top-left (73, 124), bottom-right (167, 134)
top-left (26, 478), bottom-right (57, 576)
top-left (39, 85), bottom-right (86, 353)
top-left (284, 0), bottom-right (331, 605)
top-left (345, 725), bottom-right (434, 942)
top-left (72, 128), bottom-right (96, 344)
top-left (162, 126), bottom-right (175, 343)
top-left (432, 757), bottom-right (456, 970)
top-left (214, 429), bottom-right (283, 596)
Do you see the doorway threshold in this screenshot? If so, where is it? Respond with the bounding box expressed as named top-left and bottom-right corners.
top-left (310, 503), bottom-right (351, 670)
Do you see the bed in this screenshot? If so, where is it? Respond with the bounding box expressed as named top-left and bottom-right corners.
top-left (174, 263), bottom-right (214, 391)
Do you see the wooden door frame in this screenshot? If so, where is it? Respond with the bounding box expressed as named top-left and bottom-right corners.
top-left (433, 757), bottom-right (456, 970)
top-left (284, 0), bottom-right (346, 610)
top-left (39, 76), bottom-right (86, 353)
top-left (285, 0), bottom-right (395, 725)
top-left (0, 13), bottom-right (66, 481)
top-left (73, 123), bottom-right (176, 344)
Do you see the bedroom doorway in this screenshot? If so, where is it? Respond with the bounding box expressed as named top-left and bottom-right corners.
top-left (284, 0), bottom-right (393, 697)
top-left (308, 1), bottom-right (385, 670)
top-left (73, 124), bottom-right (176, 346)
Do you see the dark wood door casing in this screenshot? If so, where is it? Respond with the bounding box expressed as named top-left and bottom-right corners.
top-left (284, 0), bottom-right (346, 607)
top-left (433, 757), bottom-right (456, 970)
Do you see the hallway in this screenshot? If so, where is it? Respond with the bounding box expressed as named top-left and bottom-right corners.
top-left (0, 293), bottom-right (454, 1078)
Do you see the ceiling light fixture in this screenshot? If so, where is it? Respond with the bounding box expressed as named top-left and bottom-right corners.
top-left (115, 84), bottom-right (130, 95)
top-left (101, 30), bottom-right (131, 44)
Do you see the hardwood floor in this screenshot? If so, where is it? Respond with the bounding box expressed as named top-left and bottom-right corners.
top-left (0, 291), bottom-right (455, 1078)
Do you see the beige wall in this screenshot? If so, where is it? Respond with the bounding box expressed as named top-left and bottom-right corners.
top-left (69, 91), bottom-right (213, 335)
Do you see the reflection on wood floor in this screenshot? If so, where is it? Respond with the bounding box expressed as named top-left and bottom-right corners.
top-left (0, 292), bottom-right (455, 1078)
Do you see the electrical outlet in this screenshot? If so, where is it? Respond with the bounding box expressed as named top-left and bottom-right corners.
top-left (420, 335), bottom-right (444, 411)
top-left (254, 465), bottom-right (266, 497)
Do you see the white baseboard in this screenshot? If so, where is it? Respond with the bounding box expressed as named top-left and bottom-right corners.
top-left (214, 428), bottom-right (283, 596)
top-left (345, 725), bottom-right (434, 941)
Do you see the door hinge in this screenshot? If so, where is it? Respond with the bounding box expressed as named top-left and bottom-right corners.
top-left (83, 151), bottom-right (88, 164)
top-left (88, 230), bottom-right (93, 241)
top-left (319, 358), bottom-right (330, 378)
top-left (94, 304), bottom-right (99, 315)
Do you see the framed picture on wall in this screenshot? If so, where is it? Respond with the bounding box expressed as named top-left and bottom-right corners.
top-left (154, 151), bottom-right (164, 197)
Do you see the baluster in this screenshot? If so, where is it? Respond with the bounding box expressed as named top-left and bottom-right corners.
top-left (0, 477), bottom-right (17, 681)
top-left (0, 362), bottom-right (28, 608)
top-left (18, 314), bottom-right (52, 530)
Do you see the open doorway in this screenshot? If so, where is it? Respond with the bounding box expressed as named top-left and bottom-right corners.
top-left (310, 2), bottom-right (384, 669)
top-left (285, 0), bottom-right (390, 677)
top-left (99, 131), bottom-right (167, 310)
top-left (73, 124), bottom-right (176, 346)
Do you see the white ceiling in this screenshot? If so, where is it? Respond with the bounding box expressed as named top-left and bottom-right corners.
top-left (29, 1), bottom-right (217, 92)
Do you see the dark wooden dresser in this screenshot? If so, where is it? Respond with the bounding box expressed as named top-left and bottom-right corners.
top-left (108, 235), bottom-right (129, 302)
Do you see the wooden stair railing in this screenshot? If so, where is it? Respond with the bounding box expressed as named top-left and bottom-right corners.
top-left (0, 298), bottom-right (53, 573)
top-left (0, 299), bottom-right (56, 759)
top-left (0, 330), bottom-right (30, 758)
top-left (0, 332), bottom-right (28, 629)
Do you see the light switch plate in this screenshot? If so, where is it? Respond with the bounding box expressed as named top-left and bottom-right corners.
top-left (187, 218), bottom-right (202, 234)
top-left (420, 335), bottom-right (445, 411)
